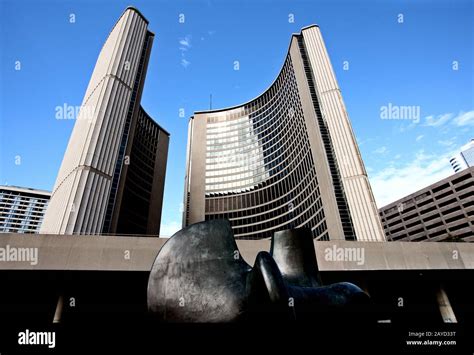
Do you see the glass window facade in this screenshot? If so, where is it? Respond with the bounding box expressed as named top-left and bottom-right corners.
top-left (115, 107), bottom-right (168, 235)
top-left (202, 56), bottom-right (328, 240)
top-left (0, 187), bottom-right (50, 234)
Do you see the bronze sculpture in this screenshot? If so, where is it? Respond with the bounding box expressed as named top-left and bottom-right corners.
top-left (147, 220), bottom-right (370, 322)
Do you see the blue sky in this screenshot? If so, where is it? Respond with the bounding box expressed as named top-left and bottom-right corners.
top-left (1, 0), bottom-right (473, 236)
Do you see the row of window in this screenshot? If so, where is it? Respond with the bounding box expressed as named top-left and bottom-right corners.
top-left (203, 56), bottom-right (328, 240)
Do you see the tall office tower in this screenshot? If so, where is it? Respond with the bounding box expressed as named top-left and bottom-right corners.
top-left (450, 139), bottom-right (474, 173)
top-left (0, 186), bottom-right (50, 234)
top-left (41, 7), bottom-right (169, 236)
top-left (183, 25), bottom-right (385, 241)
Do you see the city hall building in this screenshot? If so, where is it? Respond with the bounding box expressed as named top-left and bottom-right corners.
top-left (184, 25), bottom-right (384, 241)
top-left (40, 7), bottom-right (169, 236)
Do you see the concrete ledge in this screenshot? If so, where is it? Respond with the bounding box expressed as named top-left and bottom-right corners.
top-left (0, 234), bottom-right (472, 271)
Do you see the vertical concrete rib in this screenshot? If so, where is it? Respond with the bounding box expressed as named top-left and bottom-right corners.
top-left (301, 26), bottom-right (385, 241)
top-left (40, 8), bottom-right (150, 235)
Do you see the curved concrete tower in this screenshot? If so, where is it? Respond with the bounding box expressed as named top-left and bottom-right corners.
top-left (184, 25), bottom-right (384, 241)
top-left (41, 7), bottom-right (169, 236)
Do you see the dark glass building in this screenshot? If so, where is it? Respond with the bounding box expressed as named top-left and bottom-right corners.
top-left (111, 107), bottom-right (169, 235)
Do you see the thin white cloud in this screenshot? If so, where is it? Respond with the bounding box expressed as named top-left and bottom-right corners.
top-left (371, 110), bottom-right (472, 207)
top-left (370, 149), bottom-right (455, 208)
top-left (453, 110), bottom-right (474, 126)
top-left (181, 58), bottom-right (191, 68)
top-left (179, 35), bottom-right (192, 67)
top-left (438, 138), bottom-right (456, 147)
top-left (160, 220), bottom-right (182, 238)
top-left (422, 110), bottom-right (474, 128)
top-left (398, 120), bottom-right (418, 133)
top-left (179, 36), bottom-right (191, 48)
top-left (424, 113), bottom-right (453, 127)
top-left (374, 146), bottom-right (387, 154)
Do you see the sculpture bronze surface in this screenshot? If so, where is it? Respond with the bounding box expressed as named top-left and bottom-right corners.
top-left (147, 220), bottom-right (370, 322)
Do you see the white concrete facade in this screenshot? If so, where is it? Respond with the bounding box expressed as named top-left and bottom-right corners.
top-left (41, 8), bottom-right (150, 235)
top-left (301, 26), bottom-right (385, 241)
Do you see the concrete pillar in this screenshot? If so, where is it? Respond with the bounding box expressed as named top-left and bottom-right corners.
top-left (53, 294), bottom-right (64, 323)
top-left (436, 285), bottom-right (457, 323)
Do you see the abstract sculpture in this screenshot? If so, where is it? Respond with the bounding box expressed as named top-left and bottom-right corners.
top-left (147, 220), bottom-right (370, 322)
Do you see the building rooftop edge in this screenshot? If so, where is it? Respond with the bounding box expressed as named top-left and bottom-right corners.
top-left (124, 6), bottom-right (149, 24)
top-left (139, 106), bottom-right (171, 136)
top-left (301, 24), bottom-right (319, 31)
top-left (0, 185), bottom-right (52, 196)
top-left (193, 25), bottom-right (319, 116)
top-left (97, 7), bottom-right (151, 58)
